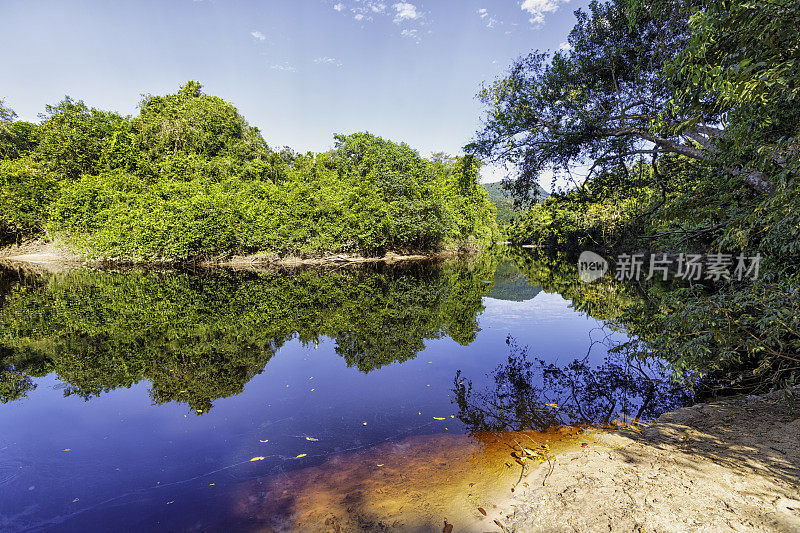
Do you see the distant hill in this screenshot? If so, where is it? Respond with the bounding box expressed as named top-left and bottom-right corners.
top-left (481, 182), bottom-right (549, 223)
top-left (486, 259), bottom-right (542, 302)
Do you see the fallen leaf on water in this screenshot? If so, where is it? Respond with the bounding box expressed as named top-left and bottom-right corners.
top-left (72, 498), bottom-right (79, 503)
top-left (296, 453), bottom-right (307, 458)
top-left (167, 501), bottom-right (175, 505)
top-left (62, 449), bottom-right (71, 452)
top-left (209, 483), bottom-right (215, 486)
top-left (259, 439), bottom-right (269, 443)
top-left (478, 507), bottom-right (487, 516)
top-left (376, 464), bottom-right (384, 467)
top-left (305, 437), bottom-right (318, 441)
top-left (433, 417), bottom-right (446, 420)
top-left (545, 403), bottom-right (559, 408)
top-left (250, 456), bottom-right (265, 462)
top-left (310, 388), bottom-right (315, 391)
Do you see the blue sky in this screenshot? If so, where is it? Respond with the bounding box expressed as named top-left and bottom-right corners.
top-left (0, 0), bottom-right (587, 181)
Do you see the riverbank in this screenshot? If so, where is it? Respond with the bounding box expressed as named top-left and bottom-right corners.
top-left (503, 386), bottom-right (800, 532)
top-left (0, 240), bottom-right (479, 269)
top-left (231, 387), bottom-right (800, 532)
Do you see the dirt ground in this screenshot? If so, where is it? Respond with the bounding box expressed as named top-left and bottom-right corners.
top-left (0, 240), bottom-right (453, 268)
top-left (0, 239), bottom-right (82, 264)
top-left (506, 387), bottom-right (800, 532)
top-left (234, 388), bottom-right (800, 532)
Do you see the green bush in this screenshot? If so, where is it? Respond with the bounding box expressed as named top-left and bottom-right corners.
top-left (1, 83), bottom-right (498, 260)
top-left (0, 158), bottom-right (58, 243)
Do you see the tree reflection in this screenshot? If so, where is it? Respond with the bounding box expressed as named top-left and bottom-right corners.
top-left (453, 336), bottom-right (693, 432)
top-left (0, 256), bottom-right (496, 411)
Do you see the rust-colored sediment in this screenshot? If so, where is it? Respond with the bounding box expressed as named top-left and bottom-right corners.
top-left (233, 427), bottom-right (584, 532)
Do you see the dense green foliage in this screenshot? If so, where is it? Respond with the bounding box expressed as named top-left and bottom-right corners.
top-left (471, 0), bottom-right (800, 391)
top-left (0, 256), bottom-right (496, 411)
top-left (481, 181), bottom-right (548, 226)
top-left (0, 83), bottom-right (498, 259)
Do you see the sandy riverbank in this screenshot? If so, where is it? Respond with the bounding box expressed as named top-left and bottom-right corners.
top-left (504, 387), bottom-right (800, 532)
top-left (233, 388), bottom-right (799, 532)
top-left (0, 240), bottom-right (475, 270)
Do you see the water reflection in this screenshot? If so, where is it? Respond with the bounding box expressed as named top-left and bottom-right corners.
top-left (0, 248), bottom-right (695, 532)
top-left (0, 257), bottom-right (496, 411)
top-left (453, 336), bottom-right (693, 433)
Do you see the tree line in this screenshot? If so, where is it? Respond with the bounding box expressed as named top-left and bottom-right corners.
top-left (469, 0), bottom-right (800, 391)
top-left (0, 81), bottom-right (499, 261)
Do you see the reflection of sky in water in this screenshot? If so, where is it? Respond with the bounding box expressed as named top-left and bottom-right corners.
top-left (0, 278), bottom-right (624, 532)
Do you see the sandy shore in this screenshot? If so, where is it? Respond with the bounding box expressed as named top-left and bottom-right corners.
top-left (504, 387), bottom-right (800, 532)
top-left (0, 241), bottom-right (468, 269)
top-left (231, 387), bottom-right (800, 532)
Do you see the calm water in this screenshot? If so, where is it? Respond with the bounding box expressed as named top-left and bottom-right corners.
top-left (0, 250), bottom-right (684, 532)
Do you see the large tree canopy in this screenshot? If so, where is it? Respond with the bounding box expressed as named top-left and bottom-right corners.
top-left (467, 0), bottom-right (797, 203)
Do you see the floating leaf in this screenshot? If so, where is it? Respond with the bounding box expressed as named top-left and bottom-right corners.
top-left (545, 403), bottom-right (559, 408)
top-left (259, 439), bottom-right (269, 443)
top-left (296, 453), bottom-right (307, 458)
top-left (250, 456), bottom-right (265, 462)
top-left (433, 417), bottom-right (446, 420)
top-left (305, 437), bottom-right (318, 441)
top-left (62, 449), bottom-right (71, 452)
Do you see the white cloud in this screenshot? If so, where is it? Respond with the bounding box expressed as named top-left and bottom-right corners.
top-left (476, 8), bottom-right (498, 28)
top-left (332, 1), bottom-right (425, 40)
top-left (521, 0), bottom-right (569, 28)
top-left (250, 30), bottom-right (266, 41)
top-left (393, 2), bottom-right (420, 23)
top-left (270, 63), bottom-right (296, 72)
top-left (314, 57), bottom-right (342, 67)
top-left (558, 41), bottom-right (572, 51)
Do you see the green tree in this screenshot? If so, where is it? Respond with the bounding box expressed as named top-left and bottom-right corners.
top-left (466, 0), bottom-right (778, 204)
